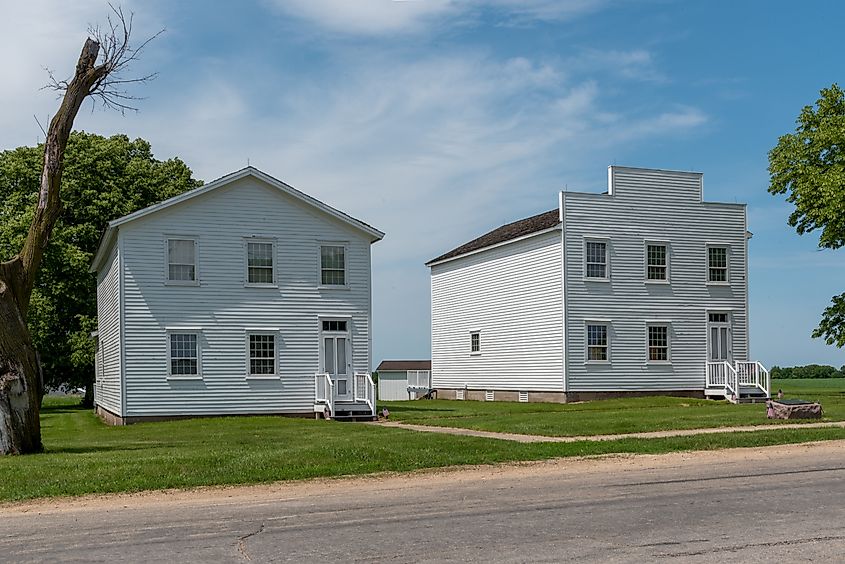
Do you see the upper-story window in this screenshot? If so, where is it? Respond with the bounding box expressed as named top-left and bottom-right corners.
top-left (585, 239), bottom-right (608, 280)
top-left (167, 238), bottom-right (197, 283)
top-left (320, 245), bottom-right (346, 286)
top-left (707, 245), bottom-right (729, 283)
top-left (246, 240), bottom-right (275, 285)
top-left (646, 243), bottom-right (668, 282)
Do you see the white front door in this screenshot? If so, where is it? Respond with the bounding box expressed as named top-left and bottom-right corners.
top-left (707, 312), bottom-right (732, 363)
top-left (321, 320), bottom-right (352, 401)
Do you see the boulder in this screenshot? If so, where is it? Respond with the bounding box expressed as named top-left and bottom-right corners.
top-left (769, 400), bottom-right (822, 420)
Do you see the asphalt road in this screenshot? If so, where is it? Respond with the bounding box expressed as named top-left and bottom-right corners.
top-left (2, 441), bottom-right (844, 563)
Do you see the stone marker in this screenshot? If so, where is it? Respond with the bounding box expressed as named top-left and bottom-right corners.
top-left (769, 400), bottom-right (822, 420)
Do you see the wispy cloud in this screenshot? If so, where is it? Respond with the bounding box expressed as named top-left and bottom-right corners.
top-left (266, 0), bottom-right (609, 35)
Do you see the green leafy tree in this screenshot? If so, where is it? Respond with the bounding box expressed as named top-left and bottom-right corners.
top-left (769, 84), bottom-right (845, 347)
top-left (0, 132), bottom-right (201, 406)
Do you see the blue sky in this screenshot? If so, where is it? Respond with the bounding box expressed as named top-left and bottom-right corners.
top-left (2, 0), bottom-right (844, 368)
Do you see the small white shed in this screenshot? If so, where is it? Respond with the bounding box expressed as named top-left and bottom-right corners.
top-left (376, 360), bottom-right (432, 401)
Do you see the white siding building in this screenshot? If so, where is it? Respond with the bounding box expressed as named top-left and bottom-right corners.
top-left (375, 360), bottom-right (432, 401)
top-left (91, 167), bottom-right (383, 424)
top-left (428, 166), bottom-right (769, 403)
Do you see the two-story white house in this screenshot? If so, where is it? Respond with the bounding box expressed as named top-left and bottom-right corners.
top-left (427, 166), bottom-right (769, 404)
top-left (90, 167), bottom-right (383, 424)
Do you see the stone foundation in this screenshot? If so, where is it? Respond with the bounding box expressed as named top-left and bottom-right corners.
top-left (95, 404), bottom-right (314, 426)
top-left (433, 388), bottom-right (704, 403)
top-left (769, 400), bottom-right (823, 419)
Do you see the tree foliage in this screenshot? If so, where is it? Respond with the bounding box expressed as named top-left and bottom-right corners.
top-left (768, 84), bottom-right (845, 347)
top-left (770, 364), bottom-right (845, 379)
top-left (0, 132), bottom-right (200, 402)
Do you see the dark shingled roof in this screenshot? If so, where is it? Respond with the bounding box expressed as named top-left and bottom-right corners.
top-left (376, 360), bottom-right (432, 371)
top-left (427, 209), bottom-right (560, 265)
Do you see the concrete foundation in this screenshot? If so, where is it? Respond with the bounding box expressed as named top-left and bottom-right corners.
top-left (433, 388), bottom-right (705, 403)
top-left (94, 404), bottom-right (314, 426)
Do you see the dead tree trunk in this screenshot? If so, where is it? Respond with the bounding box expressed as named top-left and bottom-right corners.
top-left (0, 39), bottom-right (108, 455)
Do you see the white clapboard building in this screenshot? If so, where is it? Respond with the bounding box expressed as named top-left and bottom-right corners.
top-left (91, 167), bottom-right (383, 424)
top-left (427, 166), bottom-right (769, 404)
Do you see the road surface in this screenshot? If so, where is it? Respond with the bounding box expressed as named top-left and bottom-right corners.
top-left (2, 441), bottom-right (844, 562)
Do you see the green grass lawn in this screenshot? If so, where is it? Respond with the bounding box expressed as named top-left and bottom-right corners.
top-left (381, 378), bottom-right (845, 436)
top-left (0, 380), bottom-right (843, 503)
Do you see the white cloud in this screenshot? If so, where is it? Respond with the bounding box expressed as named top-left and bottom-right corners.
top-left (266, 0), bottom-right (609, 35)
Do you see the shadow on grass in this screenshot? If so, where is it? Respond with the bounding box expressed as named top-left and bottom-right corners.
top-left (44, 443), bottom-right (162, 455)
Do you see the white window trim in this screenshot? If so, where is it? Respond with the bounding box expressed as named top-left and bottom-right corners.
top-left (245, 329), bottom-right (280, 379)
top-left (645, 322), bottom-right (671, 365)
top-left (583, 237), bottom-right (610, 282)
top-left (164, 235), bottom-right (200, 286)
top-left (706, 243), bottom-right (731, 285)
top-left (644, 240), bottom-right (670, 284)
top-left (166, 328), bottom-right (203, 380)
top-left (243, 236), bottom-right (278, 288)
top-left (317, 241), bottom-right (350, 289)
top-left (469, 330), bottom-right (481, 356)
top-left (584, 320), bottom-right (611, 364)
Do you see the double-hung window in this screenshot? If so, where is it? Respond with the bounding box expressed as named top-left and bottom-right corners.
top-left (585, 239), bottom-right (608, 280)
top-left (167, 238), bottom-right (197, 283)
top-left (320, 245), bottom-right (346, 286)
top-left (646, 243), bottom-right (668, 282)
top-left (586, 323), bottom-right (609, 362)
top-left (647, 325), bottom-right (669, 362)
top-left (246, 240), bottom-right (275, 285)
top-left (168, 332), bottom-right (200, 378)
top-left (707, 246), bottom-right (729, 283)
top-left (248, 333), bottom-right (277, 377)
top-left (470, 331), bottom-right (481, 354)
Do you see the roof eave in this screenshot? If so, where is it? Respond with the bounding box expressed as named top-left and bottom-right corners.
top-left (426, 224), bottom-right (561, 268)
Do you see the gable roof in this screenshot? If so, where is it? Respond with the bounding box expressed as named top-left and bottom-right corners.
top-left (90, 166), bottom-right (385, 273)
top-left (376, 360), bottom-right (432, 371)
top-left (426, 208), bottom-right (560, 266)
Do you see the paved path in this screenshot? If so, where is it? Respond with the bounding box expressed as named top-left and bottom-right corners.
top-left (2, 441), bottom-right (844, 562)
top-left (375, 419), bottom-right (845, 442)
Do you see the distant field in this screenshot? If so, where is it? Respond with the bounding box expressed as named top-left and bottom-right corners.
top-left (381, 378), bottom-right (845, 437)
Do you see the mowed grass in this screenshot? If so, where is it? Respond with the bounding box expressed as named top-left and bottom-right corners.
top-left (0, 380), bottom-right (843, 503)
top-left (382, 379), bottom-right (845, 436)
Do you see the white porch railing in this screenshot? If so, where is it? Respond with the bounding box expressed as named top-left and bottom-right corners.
top-left (316, 372), bottom-right (376, 419)
top-left (315, 372), bottom-right (334, 418)
top-left (706, 361), bottom-right (770, 402)
top-left (353, 373), bottom-right (376, 415)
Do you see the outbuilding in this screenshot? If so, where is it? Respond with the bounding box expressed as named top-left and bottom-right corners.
top-left (376, 360), bottom-right (432, 401)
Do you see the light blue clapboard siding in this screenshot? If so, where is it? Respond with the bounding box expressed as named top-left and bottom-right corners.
top-left (113, 175), bottom-right (373, 416)
top-left (95, 241), bottom-right (122, 414)
top-left (431, 230), bottom-right (564, 391)
top-left (562, 167), bottom-right (748, 392)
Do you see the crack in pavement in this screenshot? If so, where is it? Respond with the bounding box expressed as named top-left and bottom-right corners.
top-left (236, 523), bottom-right (265, 561)
top-left (657, 534), bottom-right (845, 557)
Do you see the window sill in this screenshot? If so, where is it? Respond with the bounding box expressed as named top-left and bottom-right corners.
top-left (164, 280), bottom-right (201, 287)
top-left (469, 352), bottom-right (482, 357)
top-left (583, 277), bottom-right (610, 283)
top-left (246, 375), bottom-right (280, 380)
top-left (167, 375), bottom-right (203, 381)
top-left (646, 361), bottom-right (672, 366)
top-left (584, 361), bottom-right (611, 365)
top-left (645, 280), bottom-right (670, 285)
top-left (244, 283), bottom-right (279, 289)
top-left (706, 281), bottom-right (730, 287)
top-left (318, 285), bottom-right (351, 291)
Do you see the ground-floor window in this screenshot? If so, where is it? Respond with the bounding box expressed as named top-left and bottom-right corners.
top-left (586, 323), bottom-right (609, 362)
top-left (647, 325), bottom-right (669, 362)
top-left (169, 333), bottom-right (199, 377)
top-left (248, 333), bottom-right (276, 376)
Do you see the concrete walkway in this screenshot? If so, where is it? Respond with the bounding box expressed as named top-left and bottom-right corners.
top-left (374, 419), bottom-right (845, 443)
